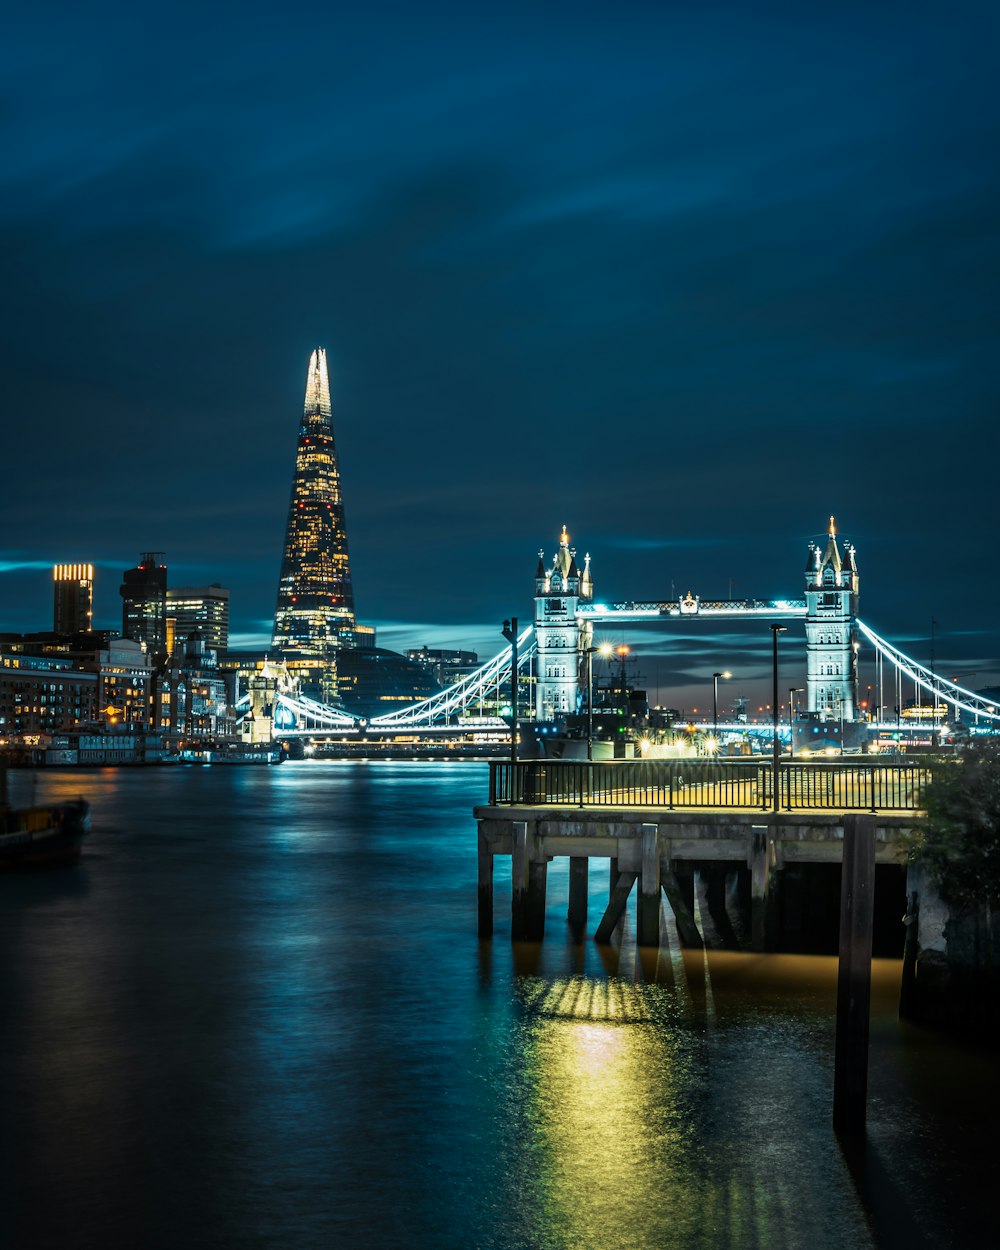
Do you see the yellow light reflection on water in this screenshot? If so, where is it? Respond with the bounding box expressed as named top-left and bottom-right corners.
top-left (521, 985), bottom-right (706, 1248)
top-left (509, 963), bottom-right (882, 1249)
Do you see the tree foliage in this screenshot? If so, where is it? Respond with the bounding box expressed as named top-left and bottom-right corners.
top-left (911, 739), bottom-right (1000, 910)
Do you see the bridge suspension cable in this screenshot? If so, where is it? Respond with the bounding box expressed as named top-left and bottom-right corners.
top-left (368, 625), bottom-right (537, 727)
top-left (857, 619), bottom-right (1000, 723)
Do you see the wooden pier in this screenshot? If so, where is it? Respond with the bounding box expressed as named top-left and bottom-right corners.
top-left (475, 759), bottom-right (920, 950)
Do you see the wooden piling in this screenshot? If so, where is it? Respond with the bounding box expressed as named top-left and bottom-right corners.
top-left (833, 812), bottom-right (876, 1136)
top-left (477, 830), bottom-right (494, 938)
top-left (511, 821), bottom-right (530, 940)
top-left (595, 872), bottom-right (638, 944)
top-left (750, 824), bottom-right (779, 951)
top-left (527, 859), bottom-right (548, 941)
top-left (661, 867), bottom-right (704, 948)
top-left (637, 823), bottom-right (661, 947)
top-left (568, 856), bottom-right (589, 939)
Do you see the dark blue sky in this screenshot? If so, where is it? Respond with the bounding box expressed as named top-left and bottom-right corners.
top-left (2, 2), bottom-right (998, 706)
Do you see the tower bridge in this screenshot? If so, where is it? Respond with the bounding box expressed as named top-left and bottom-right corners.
top-left (244, 518), bottom-right (1000, 740)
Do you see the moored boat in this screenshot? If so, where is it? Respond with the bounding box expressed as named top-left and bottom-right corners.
top-left (177, 744), bottom-right (284, 765)
top-left (0, 798), bottom-right (91, 869)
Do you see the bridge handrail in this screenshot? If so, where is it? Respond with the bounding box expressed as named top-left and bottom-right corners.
top-left (487, 758), bottom-right (929, 812)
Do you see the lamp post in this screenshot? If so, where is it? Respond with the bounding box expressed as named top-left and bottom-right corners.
top-left (712, 670), bottom-right (731, 749)
top-left (501, 618), bottom-right (518, 767)
top-left (788, 687), bottom-right (804, 758)
top-left (585, 643), bottom-right (613, 760)
top-left (770, 625), bottom-right (787, 811)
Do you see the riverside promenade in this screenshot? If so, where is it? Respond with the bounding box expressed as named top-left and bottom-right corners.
top-left (475, 758), bottom-right (925, 950)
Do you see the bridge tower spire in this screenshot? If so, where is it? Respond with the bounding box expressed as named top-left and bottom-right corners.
top-left (534, 525), bottom-right (592, 721)
top-left (804, 516), bottom-right (860, 722)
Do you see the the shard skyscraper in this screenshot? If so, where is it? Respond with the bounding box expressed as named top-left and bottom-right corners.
top-left (271, 348), bottom-right (356, 702)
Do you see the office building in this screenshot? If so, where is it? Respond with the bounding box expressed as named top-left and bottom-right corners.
top-left (120, 552), bottom-right (167, 660)
top-left (53, 563), bottom-right (94, 634)
top-left (167, 584), bottom-right (230, 655)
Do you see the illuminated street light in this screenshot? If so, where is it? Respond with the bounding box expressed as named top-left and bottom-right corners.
top-left (711, 670), bottom-right (732, 745)
top-left (584, 642), bottom-right (614, 760)
top-left (788, 687), bottom-right (804, 758)
top-left (770, 625), bottom-right (787, 811)
top-left (500, 618), bottom-right (518, 767)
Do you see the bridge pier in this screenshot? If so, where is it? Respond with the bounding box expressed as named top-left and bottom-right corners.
top-left (477, 778), bottom-right (913, 955)
top-left (568, 856), bottom-right (589, 939)
top-left (750, 823), bottom-right (780, 951)
top-left (637, 824), bottom-right (661, 946)
top-left (595, 871), bottom-right (638, 944)
top-left (512, 821), bottom-right (548, 941)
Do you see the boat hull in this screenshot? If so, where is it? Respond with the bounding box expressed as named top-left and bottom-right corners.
top-left (0, 799), bottom-right (91, 870)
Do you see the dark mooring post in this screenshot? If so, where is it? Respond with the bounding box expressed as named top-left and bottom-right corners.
top-left (833, 812), bottom-right (876, 1136)
top-left (899, 890), bottom-right (920, 1020)
top-left (478, 830), bottom-right (494, 938)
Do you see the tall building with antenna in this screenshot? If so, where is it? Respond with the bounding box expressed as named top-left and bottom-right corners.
top-left (271, 348), bottom-right (357, 701)
top-left (120, 552), bottom-right (168, 660)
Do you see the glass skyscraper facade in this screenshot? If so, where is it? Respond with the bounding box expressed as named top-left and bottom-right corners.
top-left (166, 584), bottom-right (230, 655)
top-left (271, 349), bottom-right (356, 701)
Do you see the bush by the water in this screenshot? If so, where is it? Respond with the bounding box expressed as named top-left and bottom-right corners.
top-left (912, 739), bottom-right (1000, 910)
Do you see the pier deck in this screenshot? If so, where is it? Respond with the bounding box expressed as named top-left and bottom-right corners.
top-left (476, 760), bottom-right (921, 950)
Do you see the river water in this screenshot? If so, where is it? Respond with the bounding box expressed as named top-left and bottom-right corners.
top-left (1, 762), bottom-right (996, 1250)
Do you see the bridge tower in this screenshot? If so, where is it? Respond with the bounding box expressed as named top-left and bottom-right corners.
top-left (804, 517), bottom-right (859, 720)
top-left (534, 526), bottom-right (593, 720)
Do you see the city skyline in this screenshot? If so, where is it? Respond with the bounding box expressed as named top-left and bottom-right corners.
top-left (2, 5), bottom-right (998, 706)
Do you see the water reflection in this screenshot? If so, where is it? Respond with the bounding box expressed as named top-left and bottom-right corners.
top-left (507, 969), bottom-right (875, 1250)
top-left (523, 1011), bottom-right (700, 1247)
top-left (2, 764), bottom-right (997, 1250)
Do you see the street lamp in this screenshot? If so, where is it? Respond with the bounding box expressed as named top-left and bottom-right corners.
top-left (585, 642), bottom-right (613, 760)
top-left (614, 645), bottom-right (631, 712)
top-left (712, 670), bottom-right (731, 747)
top-left (501, 618), bottom-right (518, 767)
top-left (788, 687), bottom-right (804, 758)
top-left (770, 625), bottom-right (787, 811)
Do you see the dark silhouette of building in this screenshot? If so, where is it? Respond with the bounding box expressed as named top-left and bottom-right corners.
top-left (120, 552), bottom-right (167, 660)
top-left (335, 648), bottom-right (442, 720)
top-left (271, 349), bottom-right (356, 700)
top-left (53, 563), bottom-right (94, 634)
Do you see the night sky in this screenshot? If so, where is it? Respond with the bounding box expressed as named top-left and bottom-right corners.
top-left (2, 3), bottom-right (998, 709)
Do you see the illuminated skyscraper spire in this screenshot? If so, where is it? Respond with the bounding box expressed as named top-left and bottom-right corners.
top-left (271, 348), bottom-right (356, 701)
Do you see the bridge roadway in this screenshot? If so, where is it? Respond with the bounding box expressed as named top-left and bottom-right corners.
top-left (475, 759), bottom-right (921, 952)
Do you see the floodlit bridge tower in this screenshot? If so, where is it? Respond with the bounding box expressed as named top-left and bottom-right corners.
top-left (804, 517), bottom-right (859, 720)
top-left (534, 526), bottom-right (593, 720)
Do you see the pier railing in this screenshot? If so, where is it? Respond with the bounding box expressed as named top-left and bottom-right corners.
top-left (488, 758), bottom-right (928, 812)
